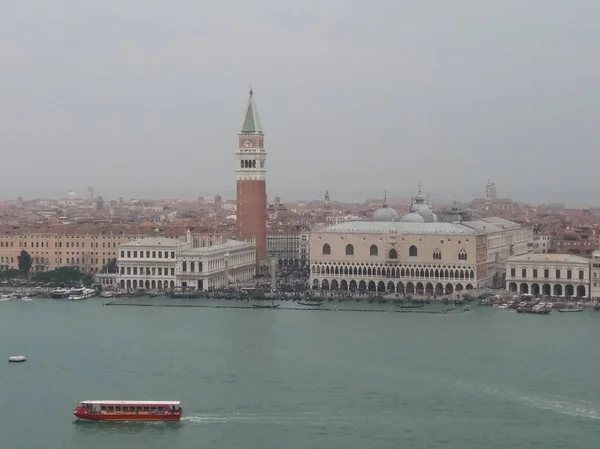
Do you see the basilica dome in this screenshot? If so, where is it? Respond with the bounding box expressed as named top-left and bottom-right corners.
top-left (400, 212), bottom-right (425, 223)
top-left (373, 205), bottom-right (399, 222)
top-left (372, 192), bottom-right (398, 222)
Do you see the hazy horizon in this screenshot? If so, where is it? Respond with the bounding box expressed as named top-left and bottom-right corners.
top-left (2, 1), bottom-right (599, 205)
top-left (2, 186), bottom-right (596, 209)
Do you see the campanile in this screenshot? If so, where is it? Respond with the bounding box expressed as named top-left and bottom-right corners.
top-left (236, 86), bottom-right (267, 267)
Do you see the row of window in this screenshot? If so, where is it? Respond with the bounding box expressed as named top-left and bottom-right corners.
top-left (240, 159), bottom-right (265, 169)
top-left (181, 261), bottom-right (202, 273)
top-left (510, 267), bottom-right (585, 280)
top-left (121, 250), bottom-right (176, 259)
top-left (122, 267), bottom-right (175, 276)
top-left (323, 244), bottom-right (468, 260)
top-left (4, 241), bottom-right (118, 249)
top-left (100, 406), bottom-right (165, 412)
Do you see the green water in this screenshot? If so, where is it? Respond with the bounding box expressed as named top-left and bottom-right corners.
top-left (2, 299), bottom-right (599, 448)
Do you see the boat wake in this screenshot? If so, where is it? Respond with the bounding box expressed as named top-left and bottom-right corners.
top-left (181, 411), bottom-right (397, 427)
top-left (455, 379), bottom-right (600, 421)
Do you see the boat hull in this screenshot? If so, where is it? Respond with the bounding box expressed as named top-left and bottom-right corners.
top-left (74, 412), bottom-right (181, 422)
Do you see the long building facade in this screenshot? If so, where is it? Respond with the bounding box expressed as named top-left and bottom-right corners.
top-left (309, 197), bottom-right (531, 295)
top-left (236, 87), bottom-right (267, 267)
top-left (116, 236), bottom-right (256, 291)
top-left (0, 229), bottom-right (137, 273)
top-left (506, 253), bottom-right (590, 298)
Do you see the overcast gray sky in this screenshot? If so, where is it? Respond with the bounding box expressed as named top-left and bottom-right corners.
top-left (1, 0), bottom-right (599, 204)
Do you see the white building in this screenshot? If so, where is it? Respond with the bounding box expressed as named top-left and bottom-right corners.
top-left (461, 217), bottom-right (532, 287)
top-left (117, 236), bottom-right (256, 292)
top-left (117, 237), bottom-right (186, 291)
top-left (590, 250), bottom-right (600, 298)
top-left (506, 253), bottom-right (590, 298)
top-left (533, 235), bottom-right (551, 254)
top-left (176, 239), bottom-right (256, 291)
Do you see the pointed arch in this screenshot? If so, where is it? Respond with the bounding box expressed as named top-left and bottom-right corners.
top-left (409, 245), bottom-right (418, 257)
top-left (322, 244), bottom-right (331, 255)
top-left (345, 244), bottom-right (354, 256)
top-left (432, 249), bottom-right (442, 260)
top-left (388, 248), bottom-right (398, 259)
top-left (370, 244), bottom-right (378, 256)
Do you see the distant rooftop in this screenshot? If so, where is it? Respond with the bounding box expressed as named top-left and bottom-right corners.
top-left (322, 217), bottom-right (523, 236)
top-left (507, 253), bottom-right (590, 264)
top-left (120, 237), bottom-right (187, 248)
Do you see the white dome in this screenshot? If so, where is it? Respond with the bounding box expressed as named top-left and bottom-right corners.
top-left (372, 206), bottom-right (399, 222)
top-left (401, 212), bottom-right (425, 223)
top-left (67, 190), bottom-right (76, 199)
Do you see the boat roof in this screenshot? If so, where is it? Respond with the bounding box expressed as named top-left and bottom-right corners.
top-left (79, 400), bottom-right (181, 405)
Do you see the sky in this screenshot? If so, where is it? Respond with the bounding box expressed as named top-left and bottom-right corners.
top-left (1, 0), bottom-right (599, 205)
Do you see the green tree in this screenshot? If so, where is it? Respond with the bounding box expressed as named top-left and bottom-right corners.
top-left (0, 268), bottom-right (22, 280)
top-left (32, 267), bottom-right (93, 286)
top-left (17, 250), bottom-right (32, 278)
top-left (103, 258), bottom-right (118, 274)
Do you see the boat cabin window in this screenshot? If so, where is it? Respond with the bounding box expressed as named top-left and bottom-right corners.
top-left (101, 406), bottom-right (107, 411)
top-left (136, 406), bottom-right (143, 411)
top-left (115, 406), bottom-right (122, 411)
top-left (143, 407), bottom-right (150, 411)
top-left (108, 406), bottom-right (114, 412)
top-left (156, 406), bottom-right (164, 411)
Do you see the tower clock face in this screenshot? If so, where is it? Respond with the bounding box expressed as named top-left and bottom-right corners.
top-left (243, 140), bottom-right (251, 148)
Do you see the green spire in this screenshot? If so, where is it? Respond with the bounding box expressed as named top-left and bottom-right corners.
top-left (241, 85), bottom-right (263, 134)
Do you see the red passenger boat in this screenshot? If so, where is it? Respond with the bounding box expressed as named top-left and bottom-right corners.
top-left (73, 400), bottom-right (182, 421)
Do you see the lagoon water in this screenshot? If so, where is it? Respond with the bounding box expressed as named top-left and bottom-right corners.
top-left (1, 298), bottom-right (600, 449)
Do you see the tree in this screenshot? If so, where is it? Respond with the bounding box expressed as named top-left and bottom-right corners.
top-left (17, 250), bottom-right (33, 278)
top-left (0, 268), bottom-right (22, 280)
top-left (102, 258), bottom-right (118, 274)
top-left (32, 267), bottom-right (93, 286)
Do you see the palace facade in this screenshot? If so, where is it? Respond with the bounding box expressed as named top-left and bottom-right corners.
top-left (309, 188), bottom-right (531, 295)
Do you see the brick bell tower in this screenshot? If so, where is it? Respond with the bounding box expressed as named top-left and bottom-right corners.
top-left (236, 86), bottom-right (267, 267)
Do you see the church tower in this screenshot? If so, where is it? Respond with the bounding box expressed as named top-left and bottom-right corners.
top-left (236, 86), bottom-right (267, 266)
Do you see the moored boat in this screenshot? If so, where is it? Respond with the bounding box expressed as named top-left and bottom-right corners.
top-left (297, 301), bottom-right (323, 306)
top-left (73, 400), bottom-right (182, 421)
top-left (558, 307), bottom-right (584, 313)
top-left (8, 355), bottom-right (26, 362)
top-left (51, 288), bottom-right (71, 299)
top-left (517, 307), bottom-right (551, 314)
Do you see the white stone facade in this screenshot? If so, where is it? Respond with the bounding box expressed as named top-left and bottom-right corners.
top-left (117, 237), bottom-right (256, 291)
top-left (460, 217), bottom-right (532, 287)
top-left (117, 237), bottom-right (186, 290)
top-left (590, 250), bottom-right (600, 298)
top-left (506, 253), bottom-right (590, 298)
top-left (308, 217), bottom-right (531, 294)
top-left (175, 239), bottom-right (256, 291)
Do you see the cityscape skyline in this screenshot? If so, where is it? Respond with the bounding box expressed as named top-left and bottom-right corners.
top-left (1, 185), bottom-right (597, 209)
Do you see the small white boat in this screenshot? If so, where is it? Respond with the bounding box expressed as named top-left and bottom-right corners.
top-left (498, 304), bottom-right (509, 309)
top-left (21, 296), bottom-right (32, 302)
top-left (558, 307), bottom-right (584, 313)
top-left (8, 356), bottom-right (26, 363)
